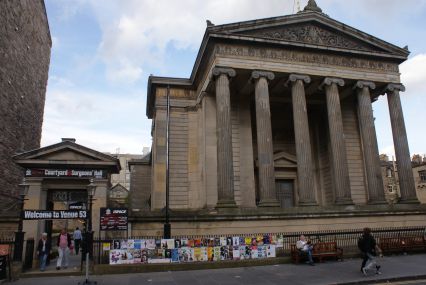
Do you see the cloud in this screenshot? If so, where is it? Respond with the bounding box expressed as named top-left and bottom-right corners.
top-left (401, 54), bottom-right (426, 96)
top-left (88, 0), bottom-right (294, 83)
top-left (41, 87), bottom-right (152, 153)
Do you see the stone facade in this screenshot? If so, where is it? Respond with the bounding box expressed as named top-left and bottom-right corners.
top-left (132, 1), bottom-right (426, 235)
top-left (0, 0), bottom-right (51, 227)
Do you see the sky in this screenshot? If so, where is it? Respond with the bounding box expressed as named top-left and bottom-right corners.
top-left (42, 0), bottom-right (426, 157)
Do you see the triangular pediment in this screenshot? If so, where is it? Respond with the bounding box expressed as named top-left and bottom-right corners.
top-left (13, 140), bottom-right (120, 171)
top-left (208, 12), bottom-right (408, 59)
top-left (110, 183), bottom-right (129, 193)
top-left (273, 151), bottom-right (297, 168)
top-left (237, 22), bottom-right (382, 53)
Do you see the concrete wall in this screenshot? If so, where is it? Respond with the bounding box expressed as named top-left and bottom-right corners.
top-left (131, 213), bottom-right (426, 236)
top-left (0, 0), bottom-right (51, 222)
top-left (341, 96), bottom-right (368, 205)
top-left (130, 163), bottom-right (151, 211)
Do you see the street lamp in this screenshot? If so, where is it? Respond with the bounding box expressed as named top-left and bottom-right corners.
top-left (79, 179), bottom-right (97, 285)
top-left (86, 179), bottom-right (96, 233)
top-left (13, 178), bottom-right (29, 261)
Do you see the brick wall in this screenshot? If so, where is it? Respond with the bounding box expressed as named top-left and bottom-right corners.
top-left (0, 0), bottom-right (51, 217)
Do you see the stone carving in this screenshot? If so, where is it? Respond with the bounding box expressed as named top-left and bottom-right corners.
top-left (354, 81), bottom-right (376, 90)
top-left (287, 74), bottom-right (311, 85)
top-left (215, 44), bottom-right (399, 73)
top-left (241, 23), bottom-right (374, 52)
top-left (303, 0), bottom-right (323, 13)
top-left (319, 77), bottom-right (345, 90)
top-left (251, 70), bottom-right (275, 81)
top-left (385, 83), bottom-right (405, 92)
top-left (212, 67), bottom-right (236, 78)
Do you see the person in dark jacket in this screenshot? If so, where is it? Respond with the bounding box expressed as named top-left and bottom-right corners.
top-left (358, 227), bottom-right (381, 275)
top-left (37, 233), bottom-right (51, 271)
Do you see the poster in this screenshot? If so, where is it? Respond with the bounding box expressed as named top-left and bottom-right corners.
top-left (161, 239), bottom-right (175, 249)
top-left (99, 208), bottom-right (128, 231)
top-left (232, 237), bottom-right (240, 246)
top-left (102, 242), bottom-right (111, 251)
top-left (107, 233), bottom-right (281, 265)
top-left (267, 245), bottom-right (276, 258)
top-left (171, 249), bottom-right (179, 262)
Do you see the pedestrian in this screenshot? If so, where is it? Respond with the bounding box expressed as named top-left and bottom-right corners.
top-left (296, 234), bottom-right (315, 265)
top-left (36, 232), bottom-right (51, 272)
top-left (358, 227), bottom-right (382, 276)
top-left (56, 228), bottom-right (71, 270)
top-left (73, 227), bottom-right (82, 255)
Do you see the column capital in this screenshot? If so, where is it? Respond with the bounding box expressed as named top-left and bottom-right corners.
top-left (251, 70), bottom-right (275, 81)
top-left (287, 74), bottom-right (311, 85)
top-left (353, 81), bottom-right (376, 90)
top-left (212, 67), bottom-right (236, 79)
top-left (319, 77), bottom-right (345, 90)
top-left (385, 83), bottom-right (405, 93)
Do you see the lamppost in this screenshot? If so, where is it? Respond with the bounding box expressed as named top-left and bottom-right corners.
top-left (79, 179), bottom-right (97, 285)
top-left (86, 179), bottom-right (96, 259)
top-left (13, 178), bottom-right (29, 261)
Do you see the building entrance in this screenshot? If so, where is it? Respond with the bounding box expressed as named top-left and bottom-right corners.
top-left (275, 180), bottom-right (295, 208)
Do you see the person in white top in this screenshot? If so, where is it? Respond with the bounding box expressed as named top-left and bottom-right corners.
top-left (73, 227), bottom-right (82, 255)
top-left (296, 235), bottom-right (314, 265)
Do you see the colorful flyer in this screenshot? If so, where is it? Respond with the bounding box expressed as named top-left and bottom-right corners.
top-left (171, 248), bottom-right (179, 262)
top-left (102, 242), bottom-right (111, 251)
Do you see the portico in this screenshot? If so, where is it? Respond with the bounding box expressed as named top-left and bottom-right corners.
top-left (131, 0), bottom-right (425, 236)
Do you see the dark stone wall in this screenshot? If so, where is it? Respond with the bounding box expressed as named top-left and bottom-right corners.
top-left (130, 163), bottom-right (152, 212)
top-left (0, 0), bottom-right (51, 217)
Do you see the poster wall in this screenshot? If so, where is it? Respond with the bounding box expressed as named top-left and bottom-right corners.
top-left (107, 234), bottom-right (282, 265)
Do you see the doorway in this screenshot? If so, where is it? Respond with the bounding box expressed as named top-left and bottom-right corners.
top-left (275, 180), bottom-right (295, 208)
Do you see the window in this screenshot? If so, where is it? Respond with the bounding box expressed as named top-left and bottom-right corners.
top-left (419, 170), bottom-right (426, 182)
top-left (388, 185), bottom-right (394, 193)
top-left (386, 168), bottom-right (392, 178)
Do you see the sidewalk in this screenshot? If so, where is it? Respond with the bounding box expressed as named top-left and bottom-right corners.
top-left (15, 253), bottom-right (426, 285)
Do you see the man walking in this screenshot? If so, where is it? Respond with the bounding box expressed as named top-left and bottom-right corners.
top-left (358, 227), bottom-right (381, 276)
top-left (73, 227), bottom-right (82, 255)
top-left (56, 228), bottom-right (71, 270)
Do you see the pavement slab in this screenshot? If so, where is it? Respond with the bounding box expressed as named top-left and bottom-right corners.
top-left (12, 254), bottom-right (426, 285)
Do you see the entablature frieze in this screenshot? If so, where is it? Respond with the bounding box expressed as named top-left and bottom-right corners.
top-left (215, 44), bottom-right (399, 74)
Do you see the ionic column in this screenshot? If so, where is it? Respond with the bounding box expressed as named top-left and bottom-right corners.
top-left (386, 83), bottom-right (419, 203)
top-left (287, 74), bottom-right (317, 206)
top-left (320, 78), bottom-right (353, 205)
top-left (212, 67), bottom-right (237, 208)
top-left (354, 81), bottom-right (385, 204)
top-left (252, 71), bottom-right (280, 207)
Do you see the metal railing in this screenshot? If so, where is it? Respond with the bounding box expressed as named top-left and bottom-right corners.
top-left (92, 226), bottom-right (426, 265)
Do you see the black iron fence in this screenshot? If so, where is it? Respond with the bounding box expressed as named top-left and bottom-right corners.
top-left (92, 226), bottom-right (426, 265)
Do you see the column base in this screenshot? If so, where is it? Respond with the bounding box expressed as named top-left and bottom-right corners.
top-left (215, 200), bottom-right (238, 208)
top-left (298, 201), bottom-right (318, 206)
top-left (258, 199), bottom-right (280, 207)
top-left (367, 199), bottom-right (387, 205)
top-left (334, 197), bottom-right (353, 205)
top-left (398, 198), bottom-right (420, 204)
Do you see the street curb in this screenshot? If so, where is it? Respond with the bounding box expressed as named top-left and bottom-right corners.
top-left (20, 270), bottom-right (83, 278)
top-left (335, 274), bottom-right (426, 285)
top-left (93, 257), bottom-right (290, 275)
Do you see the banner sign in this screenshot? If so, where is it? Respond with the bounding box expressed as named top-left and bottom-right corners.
top-left (100, 208), bottom-right (128, 231)
top-left (22, 210), bottom-right (87, 220)
top-left (25, 168), bottom-right (106, 179)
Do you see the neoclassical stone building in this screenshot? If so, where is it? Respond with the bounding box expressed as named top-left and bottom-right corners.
top-left (131, 1), bottom-right (426, 236)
